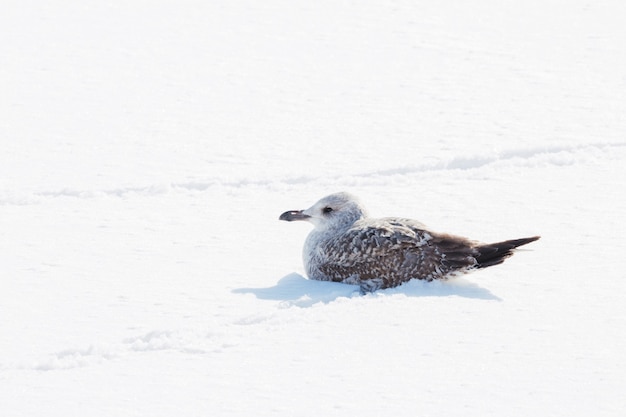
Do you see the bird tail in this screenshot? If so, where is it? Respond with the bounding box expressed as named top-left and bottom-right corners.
top-left (474, 236), bottom-right (540, 268)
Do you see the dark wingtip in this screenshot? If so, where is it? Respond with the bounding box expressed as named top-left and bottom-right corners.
top-left (506, 236), bottom-right (541, 248)
top-left (475, 236), bottom-right (540, 268)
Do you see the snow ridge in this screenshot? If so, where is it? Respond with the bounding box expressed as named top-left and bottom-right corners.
top-left (2, 142), bottom-right (622, 205)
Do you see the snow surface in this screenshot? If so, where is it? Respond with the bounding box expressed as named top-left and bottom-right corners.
top-left (2, 1), bottom-right (625, 416)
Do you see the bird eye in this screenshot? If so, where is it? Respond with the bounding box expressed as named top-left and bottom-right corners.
top-left (322, 206), bottom-right (333, 214)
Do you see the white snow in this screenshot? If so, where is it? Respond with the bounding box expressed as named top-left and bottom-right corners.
top-left (1, 1), bottom-right (625, 416)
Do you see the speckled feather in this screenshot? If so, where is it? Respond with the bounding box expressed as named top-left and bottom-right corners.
top-left (280, 192), bottom-right (539, 293)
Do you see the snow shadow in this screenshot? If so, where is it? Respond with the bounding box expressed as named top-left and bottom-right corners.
top-left (381, 277), bottom-right (502, 301)
top-left (233, 273), bottom-right (358, 307)
top-left (233, 273), bottom-right (501, 307)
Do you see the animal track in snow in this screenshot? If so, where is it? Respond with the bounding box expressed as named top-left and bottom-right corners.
top-left (2, 142), bottom-right (623, 206)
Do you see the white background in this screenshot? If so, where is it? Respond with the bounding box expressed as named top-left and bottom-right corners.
top-left (2, 1), bottom-right (625, 416)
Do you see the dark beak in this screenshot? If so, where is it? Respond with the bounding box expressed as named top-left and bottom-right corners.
top-left (279, 210), bottom-right (311, 221)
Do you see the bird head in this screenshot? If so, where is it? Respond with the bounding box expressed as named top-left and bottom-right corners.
top-left (279, 192), bottom-right (367, 231)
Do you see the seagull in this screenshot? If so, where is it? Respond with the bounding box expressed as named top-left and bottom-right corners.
top-left (279, 192), bottom-right (539, 293)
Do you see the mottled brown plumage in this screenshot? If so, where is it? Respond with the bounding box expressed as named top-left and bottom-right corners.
top-left (279, 192), bottom-right (539, 293)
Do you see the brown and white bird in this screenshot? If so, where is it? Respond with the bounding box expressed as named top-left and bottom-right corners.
top-left (279, 192), bottom-right (539, 293)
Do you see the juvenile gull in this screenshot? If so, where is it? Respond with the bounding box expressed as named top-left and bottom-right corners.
top-left (279, 192), bottom-right (540, 293)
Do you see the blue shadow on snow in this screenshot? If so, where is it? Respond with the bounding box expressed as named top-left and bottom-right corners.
top-left (233, 273), bottom-right (501, 307)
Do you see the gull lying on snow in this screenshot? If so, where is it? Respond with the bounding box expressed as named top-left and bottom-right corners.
top-left (279, 192), bottom-right (539, 293)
